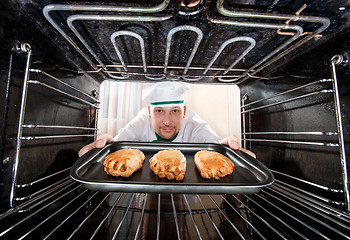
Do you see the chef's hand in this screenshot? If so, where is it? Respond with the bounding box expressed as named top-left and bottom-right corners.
top-left (220, 136), bottom-right (256, 158)
top-left (78, 133), bottom-right (114, 157)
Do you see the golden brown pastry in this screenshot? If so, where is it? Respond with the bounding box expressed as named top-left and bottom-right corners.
top-left (149, 149), bottom-right (186, 181)
top-left (103, 148), bottom-right (145, 177)
top-left (194, 150), bottom-right (235, 179)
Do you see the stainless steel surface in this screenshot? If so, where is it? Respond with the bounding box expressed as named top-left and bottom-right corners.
top-left (22, 124), bottom-right (98, 131)
top-left (109, 31), bottom-right (145, 80)
top-left (242, 138), bottom-right (339, 147)
top-left (242, 68), bottom-right (349, 209)
top-left (20, 134), bottom-right (96, 140)
top-left (40, 1), bottom-right (332, 83)
top-left (31, 69), bottom-right (99, 102)
top-left (165, 25), bottom-right (203, 81)
top-left (41, 0), bottom-right (172, 71)
top-left (241, 89), bottom-right (334, 114)
top-left (1, 172), bottom-right (350, 239)
top-left (1, 1), bottom-right (350, 239)
top-left (10, 44), bottom-right (33, 208)
top-left (7, 50), bottom-right (99, 210)
top-left (207, 36), bottom-right (256, 82)
top-left (214, 0), bottom-right (330, 83)
top-left (241, 79), bottom-right (333, 109)
top-left (330, 56), bottom-right (350, 212)
top-left (28, 80), bottom-right (99, 108)
top-left (70, 142), bottom-right (274, 194)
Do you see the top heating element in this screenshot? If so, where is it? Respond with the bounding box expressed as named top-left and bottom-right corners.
top-left (41, 0), bottom-right (332, 84)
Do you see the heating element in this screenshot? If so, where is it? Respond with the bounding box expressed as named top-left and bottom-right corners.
top-left (41, 0), bottom-right (331, 83)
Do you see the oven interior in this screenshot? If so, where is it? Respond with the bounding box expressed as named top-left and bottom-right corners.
top-left (0, 0), bottom-right (350, 239)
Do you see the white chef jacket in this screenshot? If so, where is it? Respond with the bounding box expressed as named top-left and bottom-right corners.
top-left (114, 107), bottom-right (222, 143)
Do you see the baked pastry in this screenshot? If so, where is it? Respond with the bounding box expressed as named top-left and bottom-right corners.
top-left (194, 150), bottom-right (235, 179)
top-left (149, 149), bottom-right (186, 181)
top-left (103, 148), bottom-right (145, 177)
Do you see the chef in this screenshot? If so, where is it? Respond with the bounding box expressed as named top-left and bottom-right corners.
top-left (79, 81), bottom-right (255, 158)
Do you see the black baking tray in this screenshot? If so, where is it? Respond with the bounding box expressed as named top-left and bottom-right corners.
top-left (70, 141), bottom-right (274, 194)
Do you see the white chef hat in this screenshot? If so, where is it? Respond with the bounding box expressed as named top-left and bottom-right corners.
top-left (143, 81), bottom-right (190, 107)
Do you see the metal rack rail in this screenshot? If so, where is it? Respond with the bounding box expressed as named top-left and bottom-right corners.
top-left (1, 176), bottom-right (349, 239)
top-left (9, 43), bottom-right (99, 208)
top-left (241, 56), bottom-right (349, 212)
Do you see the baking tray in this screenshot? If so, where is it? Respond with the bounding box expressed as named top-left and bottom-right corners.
top-left (70, 141), bottom-right (274, 194)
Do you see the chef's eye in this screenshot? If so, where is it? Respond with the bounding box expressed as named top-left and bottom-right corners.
top-left (172, 108), bottom-right (182, 114)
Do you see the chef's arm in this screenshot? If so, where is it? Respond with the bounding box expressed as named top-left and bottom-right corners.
top-left (220, 136), bottom-right (256, 158)
top-left (78, 133), bottom-right (114, 157)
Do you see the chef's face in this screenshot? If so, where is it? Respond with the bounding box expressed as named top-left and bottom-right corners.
top-left (150, 106), bottom-right (184, 139)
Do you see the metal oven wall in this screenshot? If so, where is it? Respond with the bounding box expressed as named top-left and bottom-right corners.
top-left (0, 0), bottom-right (350, 239)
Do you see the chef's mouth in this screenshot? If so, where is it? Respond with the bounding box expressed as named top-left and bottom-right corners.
top-left (162, 128), bottom-right (174, 133)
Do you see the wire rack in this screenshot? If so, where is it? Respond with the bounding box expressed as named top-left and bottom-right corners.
top-left (0, 43), bottom-right (349, 240)
top-left (1, 178), bottom-right (350, 239)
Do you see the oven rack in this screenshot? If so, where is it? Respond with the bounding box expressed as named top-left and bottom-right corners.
top-left (241, 56), bottom-right (349, 212)
top-left (241, 78), bottom-right (338, 147)
top-left (42, 0), bottom-right (330, 84)
top-left (0, 45), bottom-right (348, 240)
top-left (9, 45), bottom-right (99, 208)
top-left (0, 173), bottom-right (349, 239)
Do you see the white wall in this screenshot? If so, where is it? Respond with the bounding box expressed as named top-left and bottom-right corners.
top-left (184, 84), bottom-right (241, 142)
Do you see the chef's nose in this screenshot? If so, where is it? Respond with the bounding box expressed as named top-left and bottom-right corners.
top-left (163, 113), bottom-right (171, 125)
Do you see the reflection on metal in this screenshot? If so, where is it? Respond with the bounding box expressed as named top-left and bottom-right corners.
top-left (330, 55), bottom-right (349, 212)
top-left (42, 0), bottom-right (174, 71)
top-left (164, 25), bottom-right (203, 81)
top-left (241, 90), bottom-right (333, 114)
top-left (9, 47), bottom-right (98, 208)
top-left (243, 138), bottom-right (339, 147)
top-left (43, 1), bottom-right (329, 83)
top-left (109, 31), bottom-right (146, 80)
top-left (10, 43), bottom-right (32, 208)
top-left (30, 69), bottom-right (99, 102)
top-left (28, 80), bottom-right (99, 108)
top-left (1, 187), bottom-right (349, 238)
top-left (241, 79), bottom-right (332, 109)
top-left (201, 36), bottom-right (255, 82)
top-left (215, 0), bottom-right (330, 83)
top-left (241, 75), bottom-right (349, 212)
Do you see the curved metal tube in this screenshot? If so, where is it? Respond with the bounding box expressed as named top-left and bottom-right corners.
top-left (330, 56), bottom-right (350, 212)
top-left (204, 2), bottom-right (303, 83)
top-left (198, 36), bottom-right (255, 82)
top-left (144, 73), bottom-right (166, 81)
top-left (215, 0), bottom-right (330, 83)
top-left (43, 0), bottom-right (177, 73)
top-left (43, 1), bottom-right (170, 14)
top-left (10, 44), bottom-right (32, 208)
top-left (67, 12), bottom-right (178, 70)
top-left (109, 31), bottom-right (146, 80)
top-left (164, 25), bottom-right (203, 81)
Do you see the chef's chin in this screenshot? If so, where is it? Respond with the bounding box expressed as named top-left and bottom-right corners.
top-left (159, 131), bottom-right (176, 140)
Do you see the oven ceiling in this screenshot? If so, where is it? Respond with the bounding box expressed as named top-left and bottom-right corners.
top-left (2, 0), bottom-right (350, 84)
